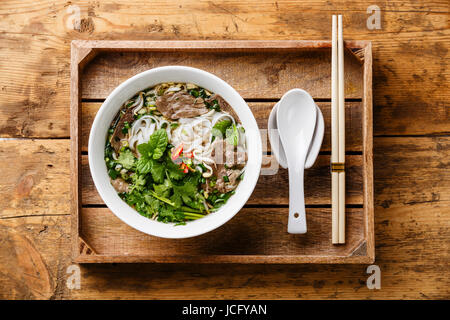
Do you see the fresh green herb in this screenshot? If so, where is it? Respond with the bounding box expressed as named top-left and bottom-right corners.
top-left (116, 148), bottom-right (136, 170)
top-left (170, 178), bottom-right (200, 210)
top-left (225, 123), bottom-right (239, 146)
top-left (212, 119), bottom-right (232, 138)
top-left (157, 205), bottom-right (185, 223)
top-left (138, 129), bottom-right (168, 160)
top-left (165, 153), bottom-right (186, 180)
top-left (129, 173), bottom-right (146, 192)
top-left (153, 179), bottom-right (172, 198)
top-left (104, 143), bottom-right (116, 169)
top-left (223, 175), bottom-right (230, 183)
top-left (207, 190), bottom-right (236, 209)
top-left (149, 159), bottom-right (165, 183)
top-left (136, 156), bottom-right (151, 174)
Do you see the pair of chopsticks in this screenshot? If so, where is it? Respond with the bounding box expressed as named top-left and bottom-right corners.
top-left (331, 15), bottom-right (346, 244)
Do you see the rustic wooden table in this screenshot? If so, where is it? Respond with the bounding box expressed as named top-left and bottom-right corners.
top-left (0, 1), bottom-right (448, 300)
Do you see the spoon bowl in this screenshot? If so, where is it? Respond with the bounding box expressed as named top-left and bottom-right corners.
top-left (276, 89), bottom-right (318, 234)
top-left (268, 102), bottom-right (324, 169)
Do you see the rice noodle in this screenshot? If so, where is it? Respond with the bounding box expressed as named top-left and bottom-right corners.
top-left (132, 93), bottom-right (144, 115)
top-left (128, 114), bottom-right (172, 153)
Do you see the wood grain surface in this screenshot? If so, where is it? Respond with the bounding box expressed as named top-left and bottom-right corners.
top-left (0, 0), bottom-right (448, 299)
top-left (79, 207), bottom-right (365, 261)
top-left (81, 49), bottom-right (364, 100)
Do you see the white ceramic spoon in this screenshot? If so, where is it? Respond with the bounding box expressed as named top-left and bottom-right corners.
top-left (268, 102), bottom-right (324, 169)
top-left (276, 89), bottom-right (318, 234)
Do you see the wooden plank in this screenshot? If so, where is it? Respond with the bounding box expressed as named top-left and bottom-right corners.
top-left (80, 48), bottom-right (363, 100)
top-left (0, 1), bottom-right (448, 138)
top-left (0, 139), bottom-right (70, 219)
top-left (362, 42), bottom-right (375, 262)
top-left (78, 207), bottom-right (365, 263)
top-left (81, 154), bottom-right (364, 206)
top-left (0, 215), bottom-right (71, 300)
top-left (81, 101), bottom-right (363, 152)
top-left (70, 41), bottom-right (83, 268)
top-left (374, 136), bottom-right (450, 207)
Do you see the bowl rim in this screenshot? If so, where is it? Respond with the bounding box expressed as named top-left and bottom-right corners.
top-left (88, 66), bottom-right (262, 239)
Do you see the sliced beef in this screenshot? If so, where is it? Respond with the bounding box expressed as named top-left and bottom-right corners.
top-left (211, 139), bottom-right (247, 169)
top-left (155, 90), bottom-right (208, 120)
top-left (206, 94), bottom-right (240, 122)
top-left (110, 177), bottom-right (130, 193)
top-left (110, 107), bottom-right (135, 153)
top-left (214, 165), bottom-right (241, 193)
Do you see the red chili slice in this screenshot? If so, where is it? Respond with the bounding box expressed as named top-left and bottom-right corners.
top-left (171, 143), bottom-right (183, 161)
top-left (180, 163), bottom-right (189, 174)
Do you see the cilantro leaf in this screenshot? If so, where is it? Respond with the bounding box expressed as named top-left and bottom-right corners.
top-left (130, 174), bottom-right (146, 192)
top-left (144, 193), bottom-right (161, 213)
top-left (153, 179), bottom-right (172, 198)
top-left (122, 190), bottom-right (152, 217)
top-left (165, 154), bottom-right (186, 180)
top-left (157, 205), bottom-right (185, 223)
top-left (170, 193), bottom-right (183, 208)
top-left (116, 149), bottom-right (136, 170)
top-left (171, 178), bottom-right (201, 210)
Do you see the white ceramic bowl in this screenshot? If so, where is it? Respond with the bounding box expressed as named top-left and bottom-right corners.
top-left (88, 66), bottom-right (262, 239)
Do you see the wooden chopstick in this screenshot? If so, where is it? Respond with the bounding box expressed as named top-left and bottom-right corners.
top-left (331, 15), bottom-right (339, 244)
top-left (337, 15), bottom-right (346, 244)
top-left (331, 15), bottom-right (346, 244)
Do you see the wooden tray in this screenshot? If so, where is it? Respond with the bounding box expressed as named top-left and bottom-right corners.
top-left (70, 40), bottom-right (374, 264)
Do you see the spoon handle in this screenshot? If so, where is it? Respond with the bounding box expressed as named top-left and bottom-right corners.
top-left (287, 154), bottom-right (307, 234)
